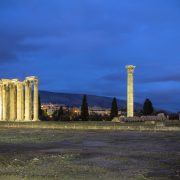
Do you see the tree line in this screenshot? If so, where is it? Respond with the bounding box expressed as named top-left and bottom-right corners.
top-left (39, 95), bottom-right (178, 121)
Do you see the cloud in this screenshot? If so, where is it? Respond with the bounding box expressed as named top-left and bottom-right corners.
top-left (141, 74), bottom-right (180, 83)
top-left (102, 71), bottom-right (180, 84)
top-left (102, 73), bottom-right (124, 82)
top-left (0, 0), bottom-right (180, 111)
top-left (0, 27), bottom-right (46, 64)
top-left (135, 88), bottom-right (180, 112)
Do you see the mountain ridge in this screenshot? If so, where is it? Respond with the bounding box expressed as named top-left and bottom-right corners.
top-left (39, 90), bottom-right (142, 110)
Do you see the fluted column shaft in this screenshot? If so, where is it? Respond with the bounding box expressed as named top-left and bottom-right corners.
top-left (25, 80), bottom-right (31, 120)
top-left (3, 84), bottom-right (9, 121)
top-left (29, 83), bottom-right (32, 120)
top-left (126, 65), bottom-right (135, 117)
top-left (0, 77), bottom-right (39, 121)
top-left (17, 82), bottom-right (24, 120)
top-left (2, 84), bottom-right (8, 120)
top-left (0, 84), bottom-right (2, 121)
top-left (10, 83), bottom-right (17, 121)
top-left (6, 85), bottom-right (10, 120)
top-left (33, 80), bottom-right (39, 121)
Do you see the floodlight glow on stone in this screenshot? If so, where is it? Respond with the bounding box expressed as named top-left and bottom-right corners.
top-left (0, 77), bottom-right (39, 121)
top-left (126, 65), bottom-right (135, 117)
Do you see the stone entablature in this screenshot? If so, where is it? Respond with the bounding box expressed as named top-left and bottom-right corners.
top-left (0, 76), bottom-right (39, 121)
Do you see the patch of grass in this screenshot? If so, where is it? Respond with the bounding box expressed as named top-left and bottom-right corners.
top-left (0, 128), bottom-right (84, 144)
top-left (0, 152), bottom-right (122, 179)
top-left (0, 121), bottom-right (179, 132)
top-left (0, 128), bottom-right (179, 179)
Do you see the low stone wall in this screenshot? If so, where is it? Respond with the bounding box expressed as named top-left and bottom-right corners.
top-left (119, 114), bottom-right (168, 122)
top-left (0, 121), bottom-right (180, 131)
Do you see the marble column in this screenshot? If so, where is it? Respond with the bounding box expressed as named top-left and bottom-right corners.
top-left (33, 79), bottom-right (39, 121)
top-left (25, 80), bottom-right (31, 120)
top-left (0, 76), bottom-right (39, 122)
top-left (2, 80), bottom-right (10, 121)
top-left (126, 65), bottom-right (135, 117)
top-left (10, 80), bottom-right (17, 121)
top-left (29, 82), bottom-right (32, 120)
top-left (17, 81), bottom-right (24, 120)
top-left (2, 84), bottom-right (6, 121)
top-left (6, 85), bottom-right (10, 120)
top-left (0, 82), bottom-right (3, 121)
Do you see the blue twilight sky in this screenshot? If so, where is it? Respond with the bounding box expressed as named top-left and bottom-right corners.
top-left (0, 0), bottom-right (180, 111)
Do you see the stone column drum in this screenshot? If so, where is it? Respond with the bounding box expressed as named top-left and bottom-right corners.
top-left (17, 81), bottom-right (24, 121)
top-left (126, 65), bottom-right (135, 117)
top-left (25, 80), bottom-right (31, 121)
top-left (0, 76), bottom-right (39, 122)
top-left (0, 82), bottom-right (3, 121)
top-left (29, 82), bottom-right (32, 120)
top-left (33, 78), bottom-right (39, 121)
top-left (6, 85), bottom-right (10, 120)
top-left (2, 80), bottom-right (9, 121)
top-left (9, 80), bottom-right (18, 121)
top-left (2, 84), bottom-right (6, 121)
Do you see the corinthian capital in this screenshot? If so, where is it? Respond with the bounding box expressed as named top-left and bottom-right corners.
top-left (34, 79), bottom-right (39, 86)
top-left (126, 65), bottom-right (136, 74)
top-left (24, 80), bottom-right (31, 87)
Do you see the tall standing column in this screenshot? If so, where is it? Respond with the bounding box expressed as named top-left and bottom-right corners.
top-left (6, 84), bottom-right (10, 120)
top-left (2, 80), bottom-right (10, 121)
top-left (126, 65), bottom-right (135, 117)
top-left (33, 79), bottom-right (39, 121)
top-left (29, 82), bottom-right (32, 120)
top-left (17, 81), bottom-right (24, 121)
top-left (10, 80), bottom-right (17, 121)
top-left (0, 82), bottom-right (3, 121)
top-left (25, 80), bottom-right (31, 121)
top-left (2, 84), bottom-right (6, 121)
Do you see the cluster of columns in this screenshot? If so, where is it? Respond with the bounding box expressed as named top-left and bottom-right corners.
top-left (0, 76), bottom-right (39, 121)
top-left (126, 65), bottom-right (135, 117)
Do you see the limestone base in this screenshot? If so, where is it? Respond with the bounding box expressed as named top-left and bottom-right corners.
top-left (0, 119), bottom-right (40, 122)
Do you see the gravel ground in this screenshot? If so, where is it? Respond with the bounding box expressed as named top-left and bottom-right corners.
top-left (0, 129), bottom-right (179, 180)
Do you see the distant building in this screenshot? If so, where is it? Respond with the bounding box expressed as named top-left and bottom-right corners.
top-left (41, 103), bottom-right (68, 117)
top-left (89, 106), bottom-right (110, 116)
top-left (41, 103), bottom-right (123, 117)
top-left (89, 106), bottom-right (121, 116)
top-left (70, 107), bottom-right (81, 115)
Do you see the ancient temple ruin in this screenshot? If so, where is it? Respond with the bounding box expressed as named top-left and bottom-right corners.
top-left (126, 65), bottom-right (135, 117)
top-left (0, 76), bottom-right (39, 121)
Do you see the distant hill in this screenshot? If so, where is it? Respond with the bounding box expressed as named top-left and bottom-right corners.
top-left (39, 91), bottom-right (142, 110)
